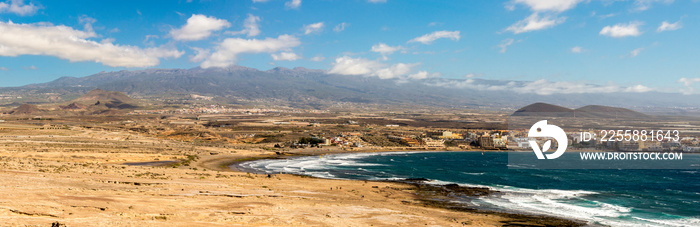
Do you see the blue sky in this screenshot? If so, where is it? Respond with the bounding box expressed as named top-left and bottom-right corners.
top-left (0, 0), bottom-right (699, 95)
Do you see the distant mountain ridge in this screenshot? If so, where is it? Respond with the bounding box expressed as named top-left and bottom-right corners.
top-left (513, 102), bottom-right (648, 118)
top-left (10, 65), bottom-right (700, 112)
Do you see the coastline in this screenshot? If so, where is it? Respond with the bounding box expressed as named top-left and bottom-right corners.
top-left (201, 150), bottom-right (588, 227)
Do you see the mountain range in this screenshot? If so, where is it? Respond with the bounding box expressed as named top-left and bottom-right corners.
top-left (5, 66), bottom-right (700, 113)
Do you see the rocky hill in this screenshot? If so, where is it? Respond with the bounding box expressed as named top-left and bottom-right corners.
top-left (4, 104), bottom-right (43, 115)
top-left (512, 103), bottom-right (648, 119)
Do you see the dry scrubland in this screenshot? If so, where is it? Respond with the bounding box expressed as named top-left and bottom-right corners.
top-left (0, 122), bottom-right (523, 227)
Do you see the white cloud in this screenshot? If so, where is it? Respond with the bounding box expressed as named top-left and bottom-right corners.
top-left (285, 0), bottom-right (301, 9)
top-left (679, 78), bottom-right (700, 95)
top-left (509, 0), bottom-right (583, 12)
top-left (0, 21), bottom-right (182, 68)
top-left (571, 46), bottom-right (584, 53)
top-left (600, 21), bottom-right (643, 38)
top-left (0, 0), bottom-right (40, 16)
top-left (0, 66), bottom-right (7, 70)
top-left (170, 14), bottom-right (231, 41)
top-left (367, 0), bottom-right (386, 3)
top-left (505, 0), bottom-right (580, 34)
top-left (596, 13), bottom-right (616, 19)
top-left (633, 0), bottom-right (674, 11)
top-left (408, 30), bottom-right (460, 44)
top-left (506, 13), bottom-right (565, 34)
top-left (426, 78), bottom-right (652, 95)
top-left (189, 47), bottom-right (210, 63)
top-left (252, 0), bottom-right (269, 2)
top-left (24, 65), bottom-right (37, 70)
top-left (271, 52), bottom-right (301, 61)
top-left (407, 71), bottom-right (440, 80)
top-left (498, 38), bottom-right (515, 53)
top-left (657, 20), bottom-right (681, 32)
top-left (333, 22), bottom-right (348, 32)
top-left (309, 55), bottom-right (325, 62)
top-left (200, 35), bottom-right (301, 68)
top-left (328, 56), bottom-right (384, 76)
top-left (630, 47), bottom-right (643, 57)
top-left (370, 43), bottom-right (404, 56)
top-left (464, 73), bottom-right (480, 78)
top-left (328, 56), bottom-right (432, 80)
top-left (303, 22), bottom-right (324, 35)
top-left (374, 63), bottom-right (417, 79)
top-left (78, 15), bottom-right (97, 34)
top-left (240, 14), bottom-right (261, 37)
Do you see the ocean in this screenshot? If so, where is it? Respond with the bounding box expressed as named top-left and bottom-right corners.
top-left (236, 151), bottom-right (700, 227)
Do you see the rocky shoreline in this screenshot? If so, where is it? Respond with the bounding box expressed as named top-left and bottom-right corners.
top-left (227, 153), bottom-right (588, 227)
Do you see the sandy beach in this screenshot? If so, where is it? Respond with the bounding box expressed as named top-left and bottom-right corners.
top-left (0, 124), bottom-right (583, 226)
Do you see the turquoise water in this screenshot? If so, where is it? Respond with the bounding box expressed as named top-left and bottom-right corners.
top-left (237, 152), bottom-right (700, 226)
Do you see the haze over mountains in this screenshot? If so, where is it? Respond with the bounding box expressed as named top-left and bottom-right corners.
top-left (6, 66), bottom-right (700, 112)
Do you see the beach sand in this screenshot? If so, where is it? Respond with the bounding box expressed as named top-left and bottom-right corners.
top-left (0, 126), bottom-right (581, 226)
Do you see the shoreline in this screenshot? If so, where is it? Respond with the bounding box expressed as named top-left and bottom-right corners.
top-left (201, 150), bottom-right (589, 227)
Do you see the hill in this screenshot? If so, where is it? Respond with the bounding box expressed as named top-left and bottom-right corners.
top-left (5, 104), bottom-right (43, 115)
top-left (575, 105), bottom-right (648, 118)
top-left (513, 102), bottom-right (574, 113)
top-left (73, 89), bottom-right (135, 105)
top-left (71, 89), bottom-right (138, 110)
top-left (512, 103), bottom-right (648, 119)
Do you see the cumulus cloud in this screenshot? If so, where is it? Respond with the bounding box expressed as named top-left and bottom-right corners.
top-left (271, 52), bottom-right (301, 61)
top-left (370, 43), bottom-right (404, 56)
top-left (498, 38), bottom-right (515, 53)
top-left (0, 0), bottom-right (40, 16)
top-left (407, 71), bottom-right (440, 80)
top-left (600, 21), bottom-right (643, 38)
top-left (506, 13), bottom-right (565, 34)
top-left (508, 0), bottom-right (582, 12)
top-left (199, 35), bottom-right (301, 68)
top-left (657, 20), bottom-right (681, 32)
top-left (333, 22), bottom-right (348, 32)
top-left (303, 22), bottom-right (324, 35)
top-left (374, 63), bottom-right (418, 79)
top-left (189, 47), bottom-right (210, 63)
top-left (464, 73), bottom-right (480, 78)
top-left (505, 0), bottom-right (580, 34)
top-left (285, 0), bottom-right (301, 9)
top-left (328, 56), bottom-right (433, 80)
top-left (571, 46), bottom-right (584, 53)
top-left (0, 21), bottom-right (183, 68)
top-left (633, 0), bottom-right (674, 11)
top-left (237, 14), bottom-right (261, 37)
top-left (328, 56), bottom-right (384, 76)
top-left (679, 77), bottom-right (700, 95)
top-left (426, 78), bottom-right (652, 95)
top-left (408, 30), bottom-right (460, 44)
top-left (170, 14), bottom-right (231, 41)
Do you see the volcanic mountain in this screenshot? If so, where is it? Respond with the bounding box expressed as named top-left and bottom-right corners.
top-left (5, 104), bottom-right (43, 115)
top-left (512, 103), bottom-right (648, 118)
top-left (71, 89), bottom-right (138, 109)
